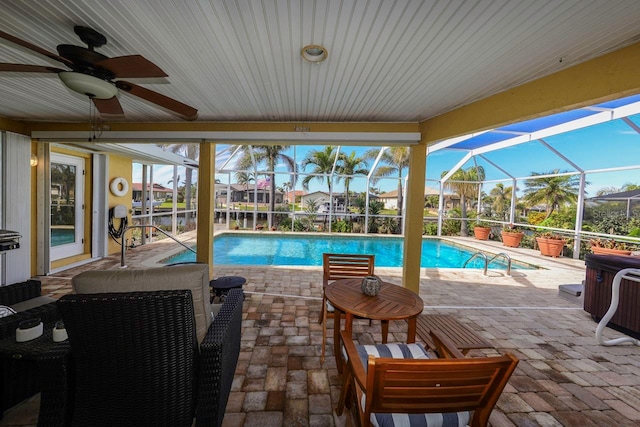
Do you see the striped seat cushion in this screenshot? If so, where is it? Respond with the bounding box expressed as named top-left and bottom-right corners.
top-left (355, 343), bottom-right (472, 427)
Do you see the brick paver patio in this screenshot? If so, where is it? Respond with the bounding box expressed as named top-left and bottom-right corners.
top-left (2, 232), bottom-right (640, 426)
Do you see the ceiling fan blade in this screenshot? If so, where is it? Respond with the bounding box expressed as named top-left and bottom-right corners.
top-left (92, 96), bottom-right (124, 116)
top-left (0, 30), bottom-right (74, 67)
top-left (116, 80), bottom-right (198, 120)
top-left (96, 55), bottom-right (168, 78)
top-left (0, 63), bottom-right (64, 73)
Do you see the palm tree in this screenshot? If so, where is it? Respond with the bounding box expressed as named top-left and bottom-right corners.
top-left (337, 151), bottom-right (369, 213)
top-left (523, 169), bottom-right (581, 219)
top-left (236, 145), bottom-right (296, 225)
top-left (490, 183), bottom-right (513, 221)
top-left (366, 147), bottom-right (411, 228)
top-left (278, 181), bottom-right (295, 207)
top-left (235, 171), bottom-right (254, 204)
top-left (301, 146), bottom-right (338, 193)
top-left (441, 166), bottom-right (486, 237)
top-left (162, 143), bottom-right (198, 228)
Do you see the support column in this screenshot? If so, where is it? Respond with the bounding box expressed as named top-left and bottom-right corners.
top-left (196, 141), bottom-right (215, 279)
top-left (402, 144), bottom-right (427, 294)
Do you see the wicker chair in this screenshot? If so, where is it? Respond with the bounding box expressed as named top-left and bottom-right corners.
top-left (0, 280), bottom-right (59, 419)
top-left (38, 286), bottom-right (243, 427)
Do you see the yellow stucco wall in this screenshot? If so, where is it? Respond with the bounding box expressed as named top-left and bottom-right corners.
top-left (107, 155), bottom-right (132, 255)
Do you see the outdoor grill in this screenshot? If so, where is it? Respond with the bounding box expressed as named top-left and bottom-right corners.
top-left (0, 229), bottom-right (20, 251)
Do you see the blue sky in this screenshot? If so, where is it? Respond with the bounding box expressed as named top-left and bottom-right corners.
top-left (134, 112), bottom-right (640, 197)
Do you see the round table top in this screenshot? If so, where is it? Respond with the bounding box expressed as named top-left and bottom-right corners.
top-left (324, 278), bottom-right (423, 321)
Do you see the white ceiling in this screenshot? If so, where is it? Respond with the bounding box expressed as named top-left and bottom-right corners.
top-left (1, 0), bottom-right (640, 123)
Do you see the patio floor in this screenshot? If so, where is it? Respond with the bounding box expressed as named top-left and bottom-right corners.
top-left (2, 233), bottom-right (640, 426)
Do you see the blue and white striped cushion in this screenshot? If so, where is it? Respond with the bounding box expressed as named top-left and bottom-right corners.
top-left (342, 342), bottom-right (430, 364)
top-left (355, 343), bottom-right (472, 427)
top-left (371, 412), bottom-right (471, 427)
top-left (356, 343), bottom-right (432, 369)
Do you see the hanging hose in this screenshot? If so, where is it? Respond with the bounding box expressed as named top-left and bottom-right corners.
top-left (108, 207), bottom-right (128, 245)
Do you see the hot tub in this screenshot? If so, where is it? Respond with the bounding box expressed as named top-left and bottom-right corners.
top-left (584, 253), bottom-right (640, 339)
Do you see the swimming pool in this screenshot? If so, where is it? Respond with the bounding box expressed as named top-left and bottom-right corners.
top-left (164, 233), bottom-right (535, 270)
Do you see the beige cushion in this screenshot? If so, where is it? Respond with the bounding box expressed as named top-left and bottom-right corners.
top-left (72, 264), bottom-right (212, 343)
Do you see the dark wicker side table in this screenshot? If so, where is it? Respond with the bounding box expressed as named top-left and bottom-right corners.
top-left (0, 320), bottom-right (69, 422)
top-left (209, 276), bottom-right (246, 303)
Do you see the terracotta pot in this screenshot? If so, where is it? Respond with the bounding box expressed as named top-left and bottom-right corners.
top-left (473, 226), bottom-right (491, 240)
top-left (536, 237), bottom-right (566, 258)
top-left (502, 231), bottom-right (524, 248)
top-left (590, 246), bottom-right (632, 256)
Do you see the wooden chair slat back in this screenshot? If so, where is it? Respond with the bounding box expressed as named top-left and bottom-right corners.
top-left (365, 353), bottom-right (518, 426)
top-left (323, 253), bottom-right (375, 285)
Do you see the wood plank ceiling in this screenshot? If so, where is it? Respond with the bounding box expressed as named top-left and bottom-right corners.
top-left (0, 0), bottom-right (639, 123)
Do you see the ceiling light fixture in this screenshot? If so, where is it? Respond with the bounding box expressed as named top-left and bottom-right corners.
top-left (301, 45), bottom-right (328, 63)
top-left (58, 71), bottom-right (118, 99)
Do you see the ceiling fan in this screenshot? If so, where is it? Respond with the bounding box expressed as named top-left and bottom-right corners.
top-left (0, 26), bottom-right (198, 120)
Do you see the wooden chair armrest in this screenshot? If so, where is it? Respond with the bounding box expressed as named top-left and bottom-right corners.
top-left (340, 329), bottom-right (367, 389)
top-left (430, 329), bottom-right (465, 359)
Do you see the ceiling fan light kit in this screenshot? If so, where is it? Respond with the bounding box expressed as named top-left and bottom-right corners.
top-left (0, 26), bottom-right (198, 120)
top-left (59, 71), bottom-right (117, 99)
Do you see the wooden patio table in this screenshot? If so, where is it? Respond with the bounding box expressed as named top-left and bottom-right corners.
top-left (324, 278), bottom-right (424, 369)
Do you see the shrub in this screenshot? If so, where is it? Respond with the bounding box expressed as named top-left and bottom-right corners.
top-left (423, 222), bottom-right (438, 236)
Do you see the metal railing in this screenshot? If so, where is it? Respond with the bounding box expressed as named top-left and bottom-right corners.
top-left (120, 224), bottom-right (196, 267)
top-left (463, 251), bottom-right (512, 276)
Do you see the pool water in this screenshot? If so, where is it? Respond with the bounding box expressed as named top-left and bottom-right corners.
top-left (164, 233), bottom-right (535, 270)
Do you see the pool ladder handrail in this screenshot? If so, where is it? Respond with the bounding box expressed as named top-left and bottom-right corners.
top-left (121, 224), bottom-right (196, 267)
top-left (462, 251), bottom-right (512, 276)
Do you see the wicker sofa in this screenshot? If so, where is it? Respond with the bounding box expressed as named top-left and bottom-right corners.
top-left (0, 279), bottom-right (58, 419)
top-left (37, 265), bottom-right (243, 427)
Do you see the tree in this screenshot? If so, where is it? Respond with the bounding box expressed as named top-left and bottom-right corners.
top-left (301, 146), bottom-right (338, 193)
top-left (236, 145), bottom-right (296, 225)
top-left (622, 182), bottom-right (640, 191)
top-left (489, 183), bottom-right (513, 220)
top-left (281, 181), bottom-right (292, 202)
top-left (596, 186), bottom-right (621, 196)
top-left (337, 151), bottom-right (369, 213)
top-left (235, 171), bottom-right (254, 204)
top-left (522, 169), bottom-right (581, 219)
top-left (441, 166), bottom-right (486, 237)
top-left (162, 143), bottom-right (198, 229)
top-left (365, 147), bottom-right (410, 228)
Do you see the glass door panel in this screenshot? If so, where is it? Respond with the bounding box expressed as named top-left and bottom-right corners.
top-left (50, 153), bottom-right (84, 260)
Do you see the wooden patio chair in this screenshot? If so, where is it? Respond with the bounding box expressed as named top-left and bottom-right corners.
top-left (338, 329), bottom-right (518, 427)
top-left (319, 253), bottom-right (375, 364)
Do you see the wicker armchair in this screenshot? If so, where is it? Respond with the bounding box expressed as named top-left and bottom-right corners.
top-left (0, 280), bottom-right (59, 419)
top-left (38, 287), bottom-right (243, 427)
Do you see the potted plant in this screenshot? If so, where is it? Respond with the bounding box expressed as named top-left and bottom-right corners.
top-left (589, 238), bottom-right (634, 256)
top-left (473, 220), bottom-right (491, 240)
top-left (501, 224), bottom-right (525, 248)
top-left (535, 232), bottom-right (566, 257)
top-left (231, 220), bottom-right (240, 230)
